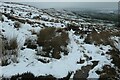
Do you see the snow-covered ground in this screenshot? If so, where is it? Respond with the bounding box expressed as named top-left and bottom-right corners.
top-left (0, 27), bottom-right (112, 78)
top-left (0, 2), bottom-right (120, 79)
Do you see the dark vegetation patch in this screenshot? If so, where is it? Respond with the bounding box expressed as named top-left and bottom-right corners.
top-left (2, 13), bottom-right (26, 23)
top-left (73, 65), bottom-right (92, 80)
top-left (66, 24), bottom-right (98, 36)
top-left (67, 24), bottom-right (80, 31)
top-left (106, 49), bottom-right (120, 69)
top-left (84, 30), bottom-right (111, 45)
top-left (37, 27), bottom-right (69, 59)
top-left (77, 56), bottom-right (93, 64)
top-left (73, 61), bottom-right (99, 80)
top-left (98, 65), bottom-right (119, 80)
top-left (97, 49), bottom-right (120, 80)
top-left (2, 13), bottom-right (41, 24)
top-left (2, 72), bottom-right (56, 80)
top-left (84, 29), bottom-right (120, 46)
top-left (83, 28), bottom-right (120, 79)
top-left (2, 72), bottom-right (73, 80)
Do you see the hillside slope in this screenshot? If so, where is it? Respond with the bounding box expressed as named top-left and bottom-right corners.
top-left (0, 2), bottom-right (120, 80)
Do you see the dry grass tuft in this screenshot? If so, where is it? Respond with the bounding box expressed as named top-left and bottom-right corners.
top-left (1, 37), bottom-right (19, 66)
top-left (6, 38), bottom-right (18, 50)
top-left (0, 13), bottom-right (4, 22)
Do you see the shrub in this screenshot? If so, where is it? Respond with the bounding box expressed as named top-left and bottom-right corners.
top-left (84, 30), bottom-right (111, 45)
top-left (37, 27), bottom-right (69, 59)
top-left (14, 21), bottom-right (21, 28)
top-left (37, 27), bottom-right (56, 46)
top-left (84, 29), bottom-right (120, 46)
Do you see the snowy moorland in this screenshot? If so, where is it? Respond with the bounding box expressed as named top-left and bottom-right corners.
top-left (0, 2), bottom-right (120, 80)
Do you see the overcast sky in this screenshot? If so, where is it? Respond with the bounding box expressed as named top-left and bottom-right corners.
top-left (20, 2), bottom-right (118, 10)
top-left (0, 0), bottom-right (119, 2)
top-left (0, 0), bottom-right (119, 10)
